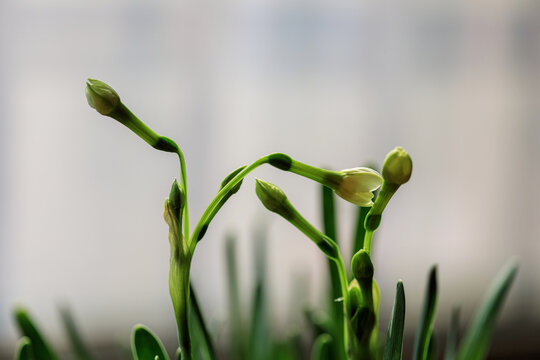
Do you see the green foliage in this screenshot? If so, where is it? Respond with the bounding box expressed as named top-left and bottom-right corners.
top-left (383, 281), bottom-right (406, 360)
top-left (456, 260), bottom-right (518, 360)
top-left (9, 95), bottom-right (518, 360)
top-left (14, 337), bottom-right (33, 360)
top-left (14, 307), bottom-right (58, 360)
top-left (413, 266), bottom-right (438, 360)
top-left (131, 325), bottom-right (169, 360)
top-left (59, 305), bottom-right (92, 360)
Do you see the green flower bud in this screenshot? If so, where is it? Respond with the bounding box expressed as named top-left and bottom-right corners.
top-left (255, 179), bottom-right (290, 216)
top-left (85, 79), bottom-right (179, 154)
top-left (382, 147), bottom-right (412, 185)
top-left (85, 79), bottom-right (120, 115)
top-left (168, 179), bottom-right (185, 222)
top-left (351, 250), bottom-right (374, 282)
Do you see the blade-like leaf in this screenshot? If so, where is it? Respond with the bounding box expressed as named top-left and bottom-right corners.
top-left (249, 230), bottom-right (270, 360)
top-left (59, 305), bottom-right (92, 360)
top-left (383, 280), bottom-right (406, 360)
top-left (14, 307), bottom-right (58, 360)
top-left (131, 325), bottom-right (169, 360)
top-left (456, 260), bottom-right (518, 360)
top-left (15, 337), bottom-right (33, 360)
top-left (426, 333), bottom-right (437, 360)
top-left (444, 307), bottom-right (460, 360)
top-left (189, 284), bottom-right (215, 360)
top-left (225, 236), bottom-right (245, 360)
top-left (413, 266), bottom-right (438, 360)
top-left (311, 333), bottom-right (333, 360)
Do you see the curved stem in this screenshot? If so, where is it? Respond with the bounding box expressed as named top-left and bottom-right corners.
top-left (189, 155), bottom-right (270, 252)
top-left (177, 150), bottom-right (190, 242)
top-left (333, 253), bottom-right (350, 359)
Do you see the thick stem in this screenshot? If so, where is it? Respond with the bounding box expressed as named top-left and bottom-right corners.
top-left (170, 256), bottom-right (192, 360)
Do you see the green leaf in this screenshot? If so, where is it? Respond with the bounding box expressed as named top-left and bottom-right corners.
top-left (311, 333), bottom-right (333, 360)
top-left (14, 307), bottom-right (58, 360)
top-left (249, 230), bottom-right (271, 360)
top-left (15, 337), bottom-right (33, 360)
top-left (383, 280), bottom-right (406, 360)
top-left (225, 236), bottom-right (245, 360)
top-left (426, 333), bottom-right (437, 360)
top-left (413, 266), bottom-right (438, 360)
top-left (443, 307), bottom-right (460, 360)
top-left (59, 305), bottom-right (92, 360)
top-left (131, 325), bottom-right (169, 360)
top-left (189, 284), bottom-right (215, 360)
top-left (456, 260), bottom-right (518, 360)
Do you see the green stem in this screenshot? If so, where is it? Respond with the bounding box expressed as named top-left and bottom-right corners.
top-left (189, 156), bottom-right (269, 251)
top-left (177, 150), bottom-right (190, 242)
top-left (332, 254), bottom-right (351, 359)
top-left (363, 231), bottom-right (374, 256)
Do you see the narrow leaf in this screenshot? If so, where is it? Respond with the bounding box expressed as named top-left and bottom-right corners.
top-left (383, 280), bottom-right (406, 360)
top-left (59, 305), bottom-right (92, 360)
top-left (15, 337), bottom-right (33, 360)
top-left (413, 266), bottom-right (438, 360)
top-left (225, 236), bottom-right (245, 360)
top-left (189, 284), bottom-right (215, 360)
top-left (426, 333), bottom-right (437, 360)
top-left (14, 307), bottom-right (58, 360)
top-left (456, 260), bottom-right (518, 360)
top-left (311, 333), bottom-right (333, 360)
top-left (444, 307), bottom-right (460, 360)
top-left (131, 325), bottom-right (169, 360)
top-left (249, 230), bottom-right (270, 360)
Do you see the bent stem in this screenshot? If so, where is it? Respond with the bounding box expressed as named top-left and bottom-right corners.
top-left (176, 149), bottom-right (190, 241)
top-left (189, 156), bottom-right (270, 250)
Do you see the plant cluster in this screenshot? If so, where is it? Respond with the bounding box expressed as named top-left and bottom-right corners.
top-left (12, 80), bottom-right (517, 360)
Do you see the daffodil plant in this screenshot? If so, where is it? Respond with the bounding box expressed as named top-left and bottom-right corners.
top-left (84, 79), bottom-right (392, 360)
top-left (10, 79), bottom-right (519, 360)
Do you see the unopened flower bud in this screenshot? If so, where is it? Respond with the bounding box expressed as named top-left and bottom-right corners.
top-left (351, 250), bottom-right (374, 282)
top-left (255, 179), bottom-right (290, 216)
top-left (85, 79), bottom-right (179, 154)
top-left (168, 179), bottom-right (185, 222)
top-left (85, 79), bottom-right (120, 115)
top-left (382, 147), bottom-right (412, 185)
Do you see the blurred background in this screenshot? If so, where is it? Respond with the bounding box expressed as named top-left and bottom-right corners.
top-left (1, 0), bottom-right (540, 358)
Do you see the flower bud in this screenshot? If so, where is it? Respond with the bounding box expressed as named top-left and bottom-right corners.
top-left (168, 179), bottom-right (185, 222)
top-left (255, 179), bottom-right (290, 215)
top-left (382, 147), bottom-right (412, 185)
top-left (334, 168), bottom-right (382, 207)
top-left (351, 250), bottom-right (374, 282)
top-left (85, 79), bottom-right (120, 115)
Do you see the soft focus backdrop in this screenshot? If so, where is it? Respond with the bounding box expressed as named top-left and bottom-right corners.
top-left (1, 0), bottom-right (540, 357)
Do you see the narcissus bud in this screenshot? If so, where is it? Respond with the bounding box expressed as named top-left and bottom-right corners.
top-left (168, 179), bottom-right (185, 222)
top-left (85, 79), bottom-right (120, 115)
top-left (351, 250), bottom-right (374, 282)
top-left (255, 179), bottom-right (290, 215)
top-left (382, 147), bottom-right (412, 185)
top-left (85, 78), bottom-right (179, 153)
